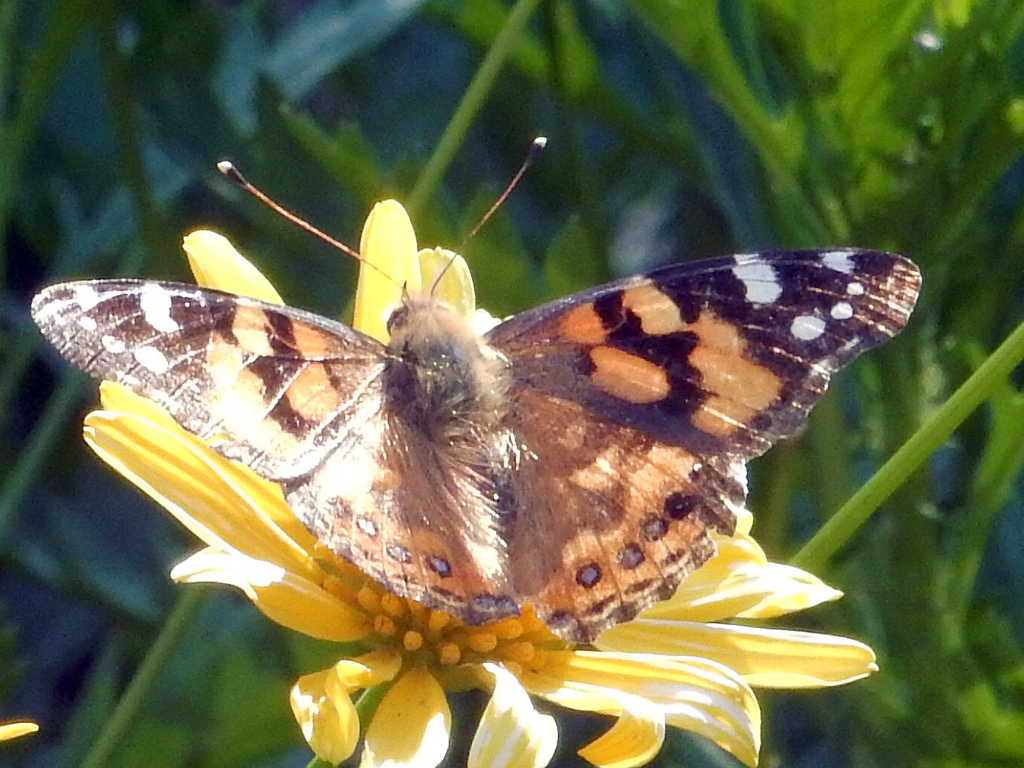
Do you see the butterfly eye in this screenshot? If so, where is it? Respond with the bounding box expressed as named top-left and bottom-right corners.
top-left (385, 304), bottom-right (409, 336)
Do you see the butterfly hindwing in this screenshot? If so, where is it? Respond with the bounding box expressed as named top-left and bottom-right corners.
top-left (501, 388), bottom-right (743, 641)
top-left (282, 406), bottom-right (521, 627)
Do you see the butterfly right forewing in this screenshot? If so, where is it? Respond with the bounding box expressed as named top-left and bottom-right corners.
top-left (488, 249), bottom-right (921, 461)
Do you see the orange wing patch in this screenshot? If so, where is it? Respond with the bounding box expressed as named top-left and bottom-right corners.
top-left (621, 284), bottom-right (685, 335)
top-left (687, 311), bottom-right (782, 437)
top-left (559, 302), bottom-right (610, 345)
top-left (575, 285), bottom-right (783, 435)
top-left (589, 347), bottom-right (670, 404)
top-left (286, 363), bottom-right (344, 422)
top-left (227, 306), bottom-right (278, 356)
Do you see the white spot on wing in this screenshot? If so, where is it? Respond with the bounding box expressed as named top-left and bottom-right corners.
top-left (140, 284), bottom-right (179, 333)
top-left (791, 314), bottom-right (826, 341)
top-left (732, 258), bottom-right (782, 304)
top-left (822, 250), bottom-right (856, 274)
top-left (101, 335), bottom-right (126, 354)
top-left (75, 284), bottom-right (101, 311)
top-left (846, 281), bottom-right (865, 296)
top-left (134, 345), bottom-right (169, 373)
top-left (78, 316), bottom-right (97, 331)
top-left (830, 301), bottom-right (854, 320)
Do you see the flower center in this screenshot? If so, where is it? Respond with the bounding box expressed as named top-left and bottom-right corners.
top-left (340, 576), bottom-right (567, 675)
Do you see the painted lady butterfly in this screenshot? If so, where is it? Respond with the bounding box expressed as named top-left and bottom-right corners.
top-left (32, 247), bottom-right (920, 641)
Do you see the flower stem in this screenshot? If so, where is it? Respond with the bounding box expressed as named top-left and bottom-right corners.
top-left (790, 314), bottom-right (1024, 571)
top-left (0, 375), bottom-right (87, 540)
top-left (405, 0), bottom-right (543, 217)
top-left (79, 589), bottom-right (207, 768)
top-left (355, 681), bottom-right (389, 734)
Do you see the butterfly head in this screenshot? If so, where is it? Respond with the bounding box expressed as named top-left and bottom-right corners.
top-left (383, 292), bottom-right (511, 442)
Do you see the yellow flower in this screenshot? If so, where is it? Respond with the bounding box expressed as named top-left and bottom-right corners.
top-left (0, 722), bottom-right (39, 742)
top-left (82, 201), bottom-right (877, 768)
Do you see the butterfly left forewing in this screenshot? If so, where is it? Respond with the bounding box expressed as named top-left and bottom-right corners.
top-left (31, 280), bottom-right (387, 480)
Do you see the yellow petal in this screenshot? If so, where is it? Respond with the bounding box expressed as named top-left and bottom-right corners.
top-left (182, 230), bottom-right (283, 303)
top-left (418, 247), bottom-right (476, 318)
top-left (469, 663), bottom-right (557, 768)
top-left (95, 383), bottom-right (316, 545)
top-left (522, 651), bottom-right (759, 767)
top-left (732, 505), bottom-right (754, 536)
top-left (97, 381), bottom-right (181, 430)
top-left (576, 693), bottom-right (663, 768)
top-left (0, 722), bottom-right (38, 742)
top-left (734, 563), bottom-right (843, 618)
top-left (83, 406), bottom-right (316, 577)
top-left (290, 653), bottom-right (402, 763)
top-left (360, 667), bottom-right (451, 768)
top-left (643, 535), bottom-right (768, 623)
top-left (291, 667), bottom-right (361, 764)
top-left (345, 651), bottom-right (404, 689)
top-left (354, 200), bottom-right (418, 341)
top-left (597, 619), bottom-right (878, 687)
top-left (171, 548), bottom-right (370, 642)
top-left (641, 534), bottom-right (841, 623)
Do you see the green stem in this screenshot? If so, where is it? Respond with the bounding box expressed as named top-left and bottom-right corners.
top-left (405, 0), bottom-right (542, 218)
top-left (790, 314), bottom-right (1024, 571)
top-left (544, 1), bottom-right (605, 273)
top-left (0, 375), bottom-right (87, 541)
top-left (948, 377), bottom-right (1024, 623)
top-left (2, 0), bottom-right (163, 543)
top-left (354, 682), bottom-right (388, 732)
top-left (97, 0), bottom-right (171, 266)
top-left (79, 589), bottom-right (207, 768)
top-left (0, 0), bottom-right (92, 288)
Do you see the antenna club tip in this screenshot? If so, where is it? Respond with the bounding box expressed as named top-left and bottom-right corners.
top-left (533, 136), bottom-right (547, 148)
top-left (217, 161), bottom-right (245, 185)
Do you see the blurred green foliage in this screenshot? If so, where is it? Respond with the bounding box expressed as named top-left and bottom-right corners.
top-left (2, 0), bottom-right (1024, 766)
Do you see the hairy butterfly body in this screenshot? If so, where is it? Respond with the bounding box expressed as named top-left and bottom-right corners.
top-left (32, 248), bottom-right (920, 642)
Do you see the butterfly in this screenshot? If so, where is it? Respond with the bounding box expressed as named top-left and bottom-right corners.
top-left (31, 248), bottom-right (920, 642)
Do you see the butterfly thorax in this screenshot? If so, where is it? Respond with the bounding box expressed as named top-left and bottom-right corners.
top-left (384, 294), bottom-right (511, 444)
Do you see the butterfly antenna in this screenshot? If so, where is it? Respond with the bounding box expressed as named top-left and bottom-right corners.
top-left (460, 136), bottom-right (546, 246)
top-left (218, 161), bottom-right (399, 288)
top-left (428, 137), bottom-right (547, 296)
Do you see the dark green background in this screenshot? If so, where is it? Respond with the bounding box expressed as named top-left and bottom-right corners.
top-left (3, 1), bottom-right (1024, 766)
